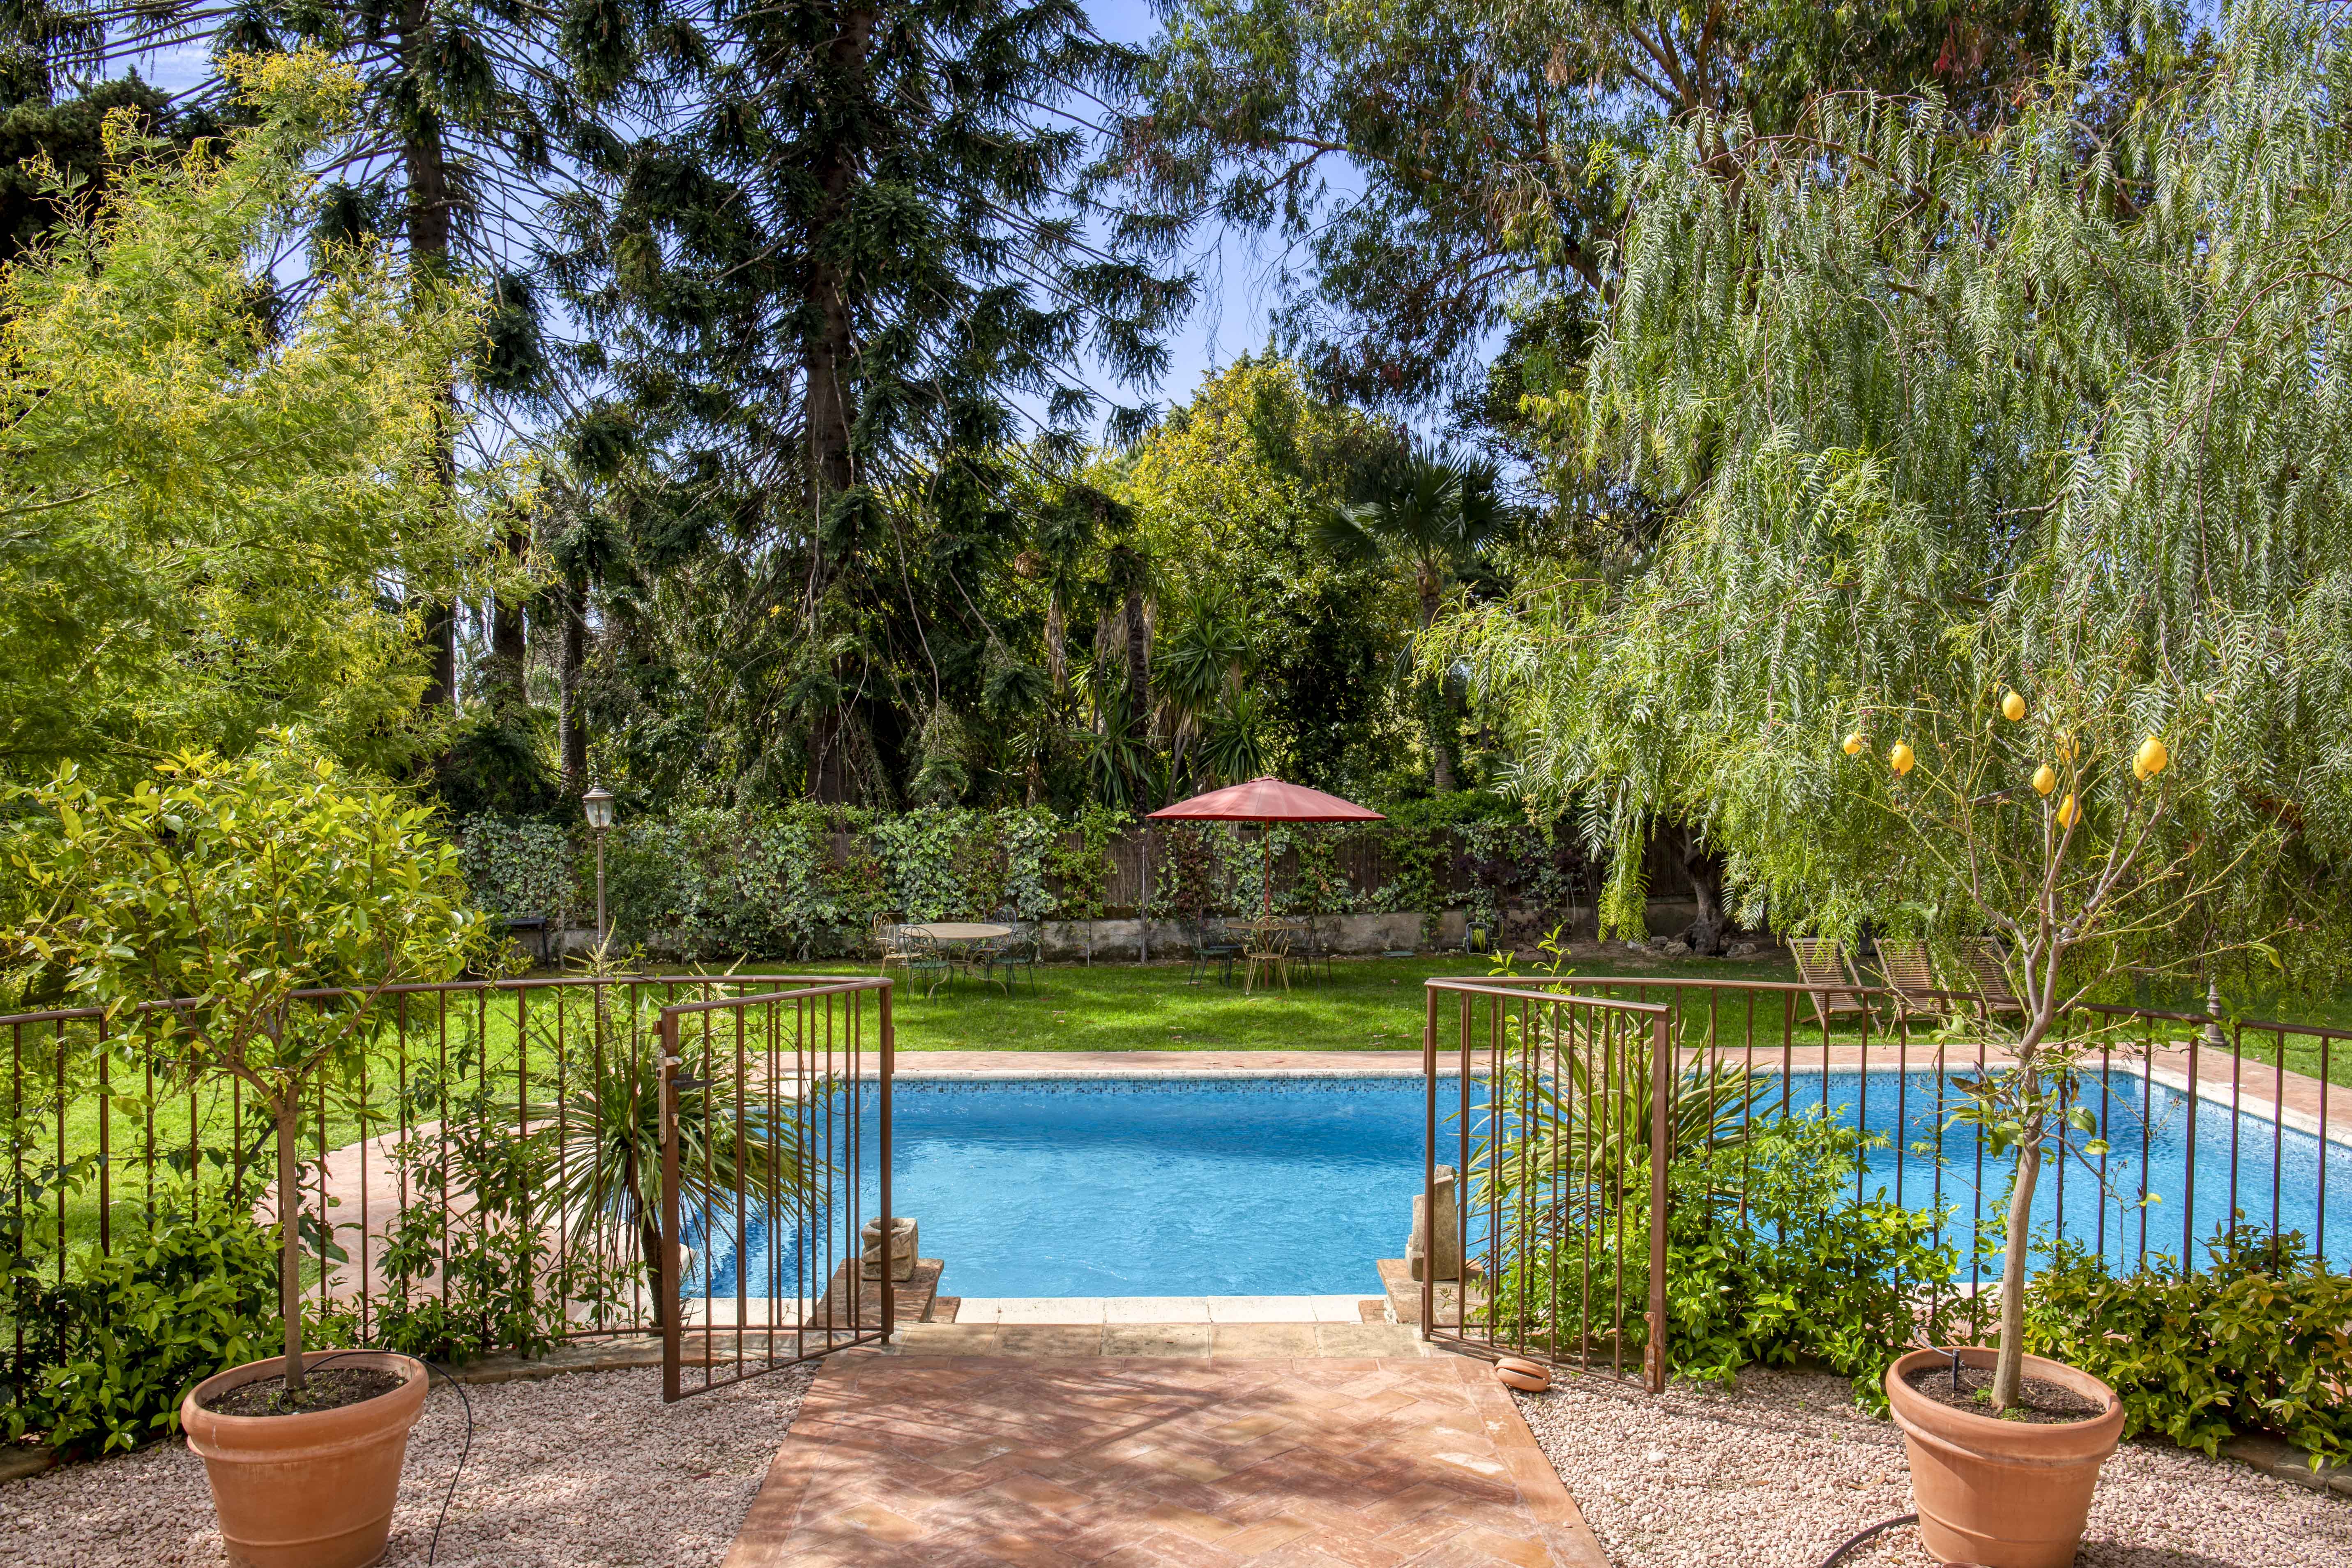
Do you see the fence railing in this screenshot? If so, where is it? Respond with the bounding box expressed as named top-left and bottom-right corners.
top-left (1421, 970), bottom-right (2347, 1384)
top-left (1490, 973), bottom-right (2339, 1297)
top-left (2, 973), bottom-right (888, 1412)
top-left (1424, 978), bottom-right (1674, 1389)
top-left (656, 979), bottom-right (894, 1401)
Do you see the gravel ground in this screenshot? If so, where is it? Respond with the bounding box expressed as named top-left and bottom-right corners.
top-left (1515, 1365), bottom-right (2352, 1568)
top-left (2, 1365), bottom-right (814, 1568)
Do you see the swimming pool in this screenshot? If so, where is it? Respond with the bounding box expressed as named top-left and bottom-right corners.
top-left (687, 1070), bottom-right (2347, 1301)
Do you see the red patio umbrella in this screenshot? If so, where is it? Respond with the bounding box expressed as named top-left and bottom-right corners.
top-left (1147, 776), bottom-right (1384, 916)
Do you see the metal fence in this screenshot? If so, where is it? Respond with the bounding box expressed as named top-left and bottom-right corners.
top-left (1423, 978), bottom-right (1673, 1390)
top-left (1421, 972), bottom-right (2345, 1377)
top-left (3, 974), bottom-right (894, 1411)
top-left (656, 979), bottom-right (894, 1401)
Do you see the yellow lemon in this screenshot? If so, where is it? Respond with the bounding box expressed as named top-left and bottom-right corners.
top-left (2032, 764), bottom-right (2057, 796)
top-left (1842, 732), bottom-right (1863, 756)
top-left (2057, 792), bottom-right (2079, 829)
top-left (2136, 736), bottom-right (2168, 777)
top-left (2001, 690), bottom-right (2025, 722)
top-left (1890, 743), bottom-right (1915, 776)
top-left (2055, 729), bottom-right (2077, 762)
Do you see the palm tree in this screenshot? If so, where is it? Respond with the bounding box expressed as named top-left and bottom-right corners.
top-left (1316, 449), bottom-right (1512, 791)
top-left (1154, 585), bottom-right (1251, 788)
top-left (528, 1038), bottom-right (821, 1329)
top-left (521, 949), bottom-right (825, 1329)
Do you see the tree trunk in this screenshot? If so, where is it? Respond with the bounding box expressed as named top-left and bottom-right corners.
top-left (488, 519), bottom-right (530, 721)
top-left (1124, 587), bottom-right (1149, 727)
top-left (275, 1094), bottom-right (306, 1393)
top-left (1991, 1003), bottom-right (2054, 1410)
top-left (1045, 590), bottom-right (1066, 695)
top-left (560, 579), bottom-right (587, 795)
top-left (419, 601), bottom-right (457, 714)
top-left (1993, 1125), bottom-right (2041, 1409)
top-left (1660, 820), bottom-right (1730, 954)
top-left (402, 1), bottom-right (460, 715)
top-left (798, 5), bottom-right (878, 806)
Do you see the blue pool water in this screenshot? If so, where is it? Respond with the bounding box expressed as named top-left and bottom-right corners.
top-left (1791, 1066), bottom-right (2350, 1271)
top-left (691, 1071), bottom-right (2348, 1299)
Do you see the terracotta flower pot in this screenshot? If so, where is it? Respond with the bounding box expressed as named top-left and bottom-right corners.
top-left (181, 1352), bottom-right (430, 1568)
top-left (1885, 1345), bottom-right (2124, 1568)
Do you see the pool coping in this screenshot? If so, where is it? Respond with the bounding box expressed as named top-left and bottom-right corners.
top-left (887, 1050), bottom-right (2352, 1149)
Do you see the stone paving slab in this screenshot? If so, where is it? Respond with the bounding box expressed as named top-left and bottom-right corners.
top-left (721, 1351), bottom-right (1609, 1567)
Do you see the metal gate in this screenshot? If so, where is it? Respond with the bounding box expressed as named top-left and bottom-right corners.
top-left (658, 977), bottom-right (894, 1400)
top-left (1422, 977), bottom-right (1672, 1392)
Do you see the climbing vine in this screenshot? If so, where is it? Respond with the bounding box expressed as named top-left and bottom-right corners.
top-left (452, 796), bottom-right (1598, 961)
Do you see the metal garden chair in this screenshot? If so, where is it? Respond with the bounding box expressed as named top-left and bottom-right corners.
top-left (905, 931), bottom-right (956, 998)
top-left (871, 916), bottom-right (911, 980)
top-left (1242, 920), bottom-right (1294, 995)
top-left (985, 926), bottom-right (1044, 995)
top-left (1188, 916), bottom-right (1242, 985)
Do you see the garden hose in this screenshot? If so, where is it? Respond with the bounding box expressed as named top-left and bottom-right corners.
top-left (1815, 1512), bottom-right (1919, 1567)
top-left (271, 1349), bottom-right (475, 1566)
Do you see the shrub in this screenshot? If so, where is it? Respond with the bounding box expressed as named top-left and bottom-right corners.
top-left (1490, 1111), bottom-right (1956, 1407)
top-left (0, 1189), bottom-right (280, 1454)
top-left (2024, 1225), bottom-right (2352, 1464)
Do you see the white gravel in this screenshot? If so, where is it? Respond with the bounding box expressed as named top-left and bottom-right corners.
top-left (1514, 1365), bottom-right (2352, 1567)
top-left (1, 1365), bottom-right (814, 1568)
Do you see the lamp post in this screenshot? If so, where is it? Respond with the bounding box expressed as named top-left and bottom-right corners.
top-left (582, 786), bottom-right (615, 941)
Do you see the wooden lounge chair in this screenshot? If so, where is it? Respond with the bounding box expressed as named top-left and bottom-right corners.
top-left (1789, 937), bottom-right (1871, 1033)
top-left (1874, 939), bottom-right (1951, 1020)
top-left (1963, 938), bottom-right (2026, 1018)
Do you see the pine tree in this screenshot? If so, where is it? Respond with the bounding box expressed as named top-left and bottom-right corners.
top-left (553, 0), bottom-right (1190, 803)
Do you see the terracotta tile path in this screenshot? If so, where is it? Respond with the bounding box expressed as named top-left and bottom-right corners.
top-left (722, 1352), bottom-right (1608, 1568)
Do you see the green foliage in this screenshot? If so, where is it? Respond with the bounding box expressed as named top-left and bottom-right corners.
top-left (2024, 1225), bottom-right (2352, 1463)
top-left (1114, 0), bottom-right (2060, 409)
top-left (353, 1068), bottom-right (632, 1363)
top-left (522, 975), bottom-right (821, 1330)
top-left (1444, 0), bottom-right (2352, 992)
top-left (4, 736), bottom-right (481, 1387)
top-left (606, 804), bottom-right (880, 960)
top-left (1490, 1114), bottom-right (1957, 1407)
top-left (1662, 1117), bottom-right (1958, 1406)
top-left (465, 797), bottom-right (1599, 958)
top-left (0, 51), bottom-right (487, 781)
top-left (1110, 359), bottom-right (1417, 797)
top-left (459, 815), bottom-right (581, 924)
top-left (1, 1186), bottom-right (280, 1454)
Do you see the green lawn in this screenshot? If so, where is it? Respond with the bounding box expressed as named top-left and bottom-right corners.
top-left (751, 949), bottom-right (1803, 1054)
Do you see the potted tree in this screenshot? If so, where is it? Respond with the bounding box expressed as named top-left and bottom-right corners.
top-left (1856, 684), bottom-right (2262, 1568)
top-left (11, 742), bottom-right (478, 1568)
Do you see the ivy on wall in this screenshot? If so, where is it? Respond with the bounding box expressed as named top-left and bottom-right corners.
top-left (452, 795), bottom-right (1596, 962)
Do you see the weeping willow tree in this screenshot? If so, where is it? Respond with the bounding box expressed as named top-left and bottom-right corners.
top-left (1443, 0), bottom-right (2352, 986)
top-left (1441, 0), bottom-right (2352, 1409)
